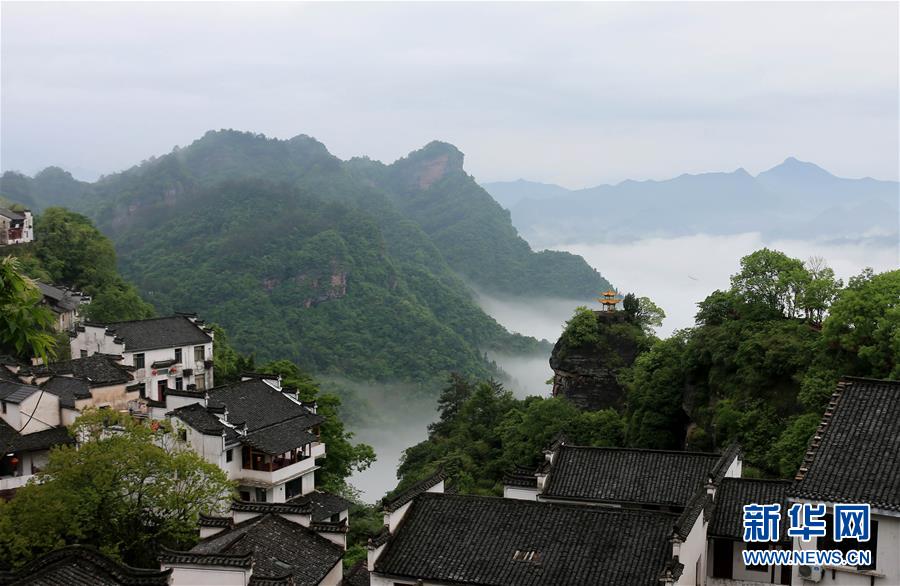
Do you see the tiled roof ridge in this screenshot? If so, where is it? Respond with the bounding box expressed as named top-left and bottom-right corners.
top-left (674, 486), bottom-right (712, 539)
top-left (708, 442), bottom-right (742, 484)
top-left (311, 519), bottom-right (349, 533)
top-left (369, 526), bottom-right (391, 549)
top-left (97, 314), bottom-right (200, 327)
top-left (793, 379), bottom-right (848, 483)
top-left (559, 444), bottom-right (723, 457)
top-left (418, 490), bottom-right (683, 518)
top-left (158, 545), bottom-right (253, 568)
top-left (720, 477), bottom-right (792, 485)
top-left (8, 545), bottom-right (173, 584)
top-left (198, 514), bottom-right (233, 528)
top-left (231, 499), bottom-right (313, 515)
top-left (382, 469), bottom-right (447, 512)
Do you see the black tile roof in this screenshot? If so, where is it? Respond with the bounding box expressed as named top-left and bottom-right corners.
top-left (96, 315), bottom-right (211, 352)
top-left (503, 466), bottom-right (539, 488)
top-left (343, 560), bottom-right (370, 586)
top-left (169, 402), bottom-right (226, 435)
top-left (40, 376), bottom-right (92, 408)
top-left (0, 419), bottom-right (74, 453)
top-left (383, 469), bottom-right (446, 512)
top-left (241, 418), bottom-right (318, 455)
top-left (789, 377), bottom-right (900, 511)
top-left (542, 446), bottom-right (723, 507)
top-left (375, 493), bottom-right (677, 586)
top-left (0, 545), bottom-right (172, 585)
top-left (33, 354), bottom-right (133, 386)
top-left (186, 513), bottom-right (343, 586)
top-left (709, 478), bottom-right (791, 542)
top-left (199, 514), bottom-right (233, 528)
top-left (0, 208), bottom-right (26, 221)
top-left (207, 379), bottom-right (323, 433)
top-left (0, 367), bottom-right (19, 383)
top-left (0, 380), bottom-right (41, 404)
top-left (290, 490), bottom-right (353, 522)
top-left (36, 282), bottom-right (84, 314)
top-left (232, 499), bottom-right (313, 515)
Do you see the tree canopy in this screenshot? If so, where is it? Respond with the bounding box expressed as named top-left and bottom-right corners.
top-left (0, 410), bottom-right (232, 569)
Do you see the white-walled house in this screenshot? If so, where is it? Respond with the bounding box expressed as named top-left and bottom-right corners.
top-left (0, 207), bottom-right (34, 245)
top-left (160, 501), bottom-right (345, 586)
top-left (0, 378), bottom-right (73, 494)
top-left (23, 353), bottom-right (139, 424)
top-left (69, 314), bottom-right (214, 403)
top-left (161, 375), bottom-right (335, 505)
top-left (35, 282), bottom-right (90, 333)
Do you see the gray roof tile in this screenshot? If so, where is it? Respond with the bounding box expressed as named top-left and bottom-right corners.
top-left (789, 377), bottom-right (900, 511)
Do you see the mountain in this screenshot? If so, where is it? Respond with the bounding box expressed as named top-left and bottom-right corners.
top-left (2, 130), bottom-right (613, 384)
top-left (483, 158), bottom-right (899, 247)
top-left (478, 179), bottom-right (571, 209)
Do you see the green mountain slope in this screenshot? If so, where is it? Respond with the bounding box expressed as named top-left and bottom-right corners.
top-left (4, 130), bottom-right (612, 382)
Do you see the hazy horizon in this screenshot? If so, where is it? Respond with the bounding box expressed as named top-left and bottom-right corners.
top-left (3, 2), bottom-right (898, 185)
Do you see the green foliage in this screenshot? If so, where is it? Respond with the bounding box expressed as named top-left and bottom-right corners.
top-left (625, 250), bottom-right (896, 477)
top-left (0, 410), bottom-right (233, 569)
top-left (822, 268), bottom-right (900, 379)
top-left (769, 412), bottom-right (821, 478)
top-left (394, 376), bottom-right (625, 496)
top-left (561, 306), bottom-right (602, 347)
top-left (0, 256), bottom-right (57, 362)
top-left (8, 207), bottom-right (154, 322)
top-left (112, 179), bottom-right (540, 383)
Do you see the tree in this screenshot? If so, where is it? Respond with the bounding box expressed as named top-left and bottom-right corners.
top-left (0, 256), bottom-right (57, 363)
top-left (634, 296), bottom-right (666, 335)
top-left (730, 248), bottom-right (806, 317)
top-left (822, 268), bottom-right (900, 379)
top-left (0, 410), bottom-right (233, 569)
top-left (798, 257), bottom-right (842, 325)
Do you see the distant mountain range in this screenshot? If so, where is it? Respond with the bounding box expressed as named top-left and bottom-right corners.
top-left (0, 130), bottom-right (612, 383)
top-left (483, 158), bottom-right (899, 247)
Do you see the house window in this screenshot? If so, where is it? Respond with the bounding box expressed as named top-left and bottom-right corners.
top-left (1, 401), bottom-right (5, 414)
top-left (195, 375), bottom-right (206, 392)
top-left (134, 353), bottom-right (145, 369)
top-left (80, 349), bottom-right (87, 358)
top-left (157, 380), bottom-right (167, 400)
top-left (255, 488), bottom-right (267, 502)
top-left (226, 449), bottom-right (233, 462)
top-left (174, 348), bottom-right (182, 363)
top-left (175, 377), bottom-right (183, 391)
top-left (178, 429), bottom-right (187, 442)
top-left (194, 345), bottom-right (205, 362)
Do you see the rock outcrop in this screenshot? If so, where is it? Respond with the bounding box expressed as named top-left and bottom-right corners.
top-left (549, 311), bottom-right (642, 411)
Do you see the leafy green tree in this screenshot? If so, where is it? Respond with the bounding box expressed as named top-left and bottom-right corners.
top-left (0, 410), bottom-right (233, 569)
top-left (561, 306), bottom-right (601, 347)
top-left (822, 268), bottom-right (900, 379)
top-left (799, 257), bottom-right (842, 325)
top-left (0, 256), bottom-right (57, 363)
top-left (730, 248), bottom-right (806, 317)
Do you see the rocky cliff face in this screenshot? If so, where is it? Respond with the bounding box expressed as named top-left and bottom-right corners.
top-left (549, 311), bottom-right (642, 411)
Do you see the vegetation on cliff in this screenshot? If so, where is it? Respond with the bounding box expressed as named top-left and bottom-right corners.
top-left (6, 207), bottom-right (154, 323)
top-left (392, 249), bottom-right (898, 493)
top-left (2, 130), bottom-right (605, 383)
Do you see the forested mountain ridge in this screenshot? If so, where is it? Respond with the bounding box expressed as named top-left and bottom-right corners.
top-left (1, 130), bottom-right (610, 298)
top-left (3, 130), bottom-right (612, 383)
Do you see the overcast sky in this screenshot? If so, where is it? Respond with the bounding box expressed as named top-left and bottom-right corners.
top-left (2, 2), bottom-right (898, 187)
